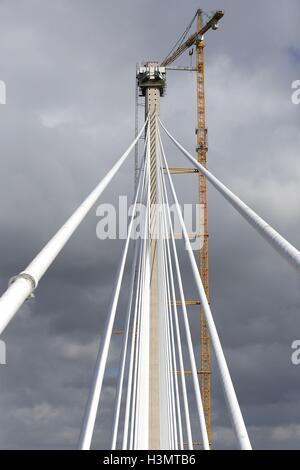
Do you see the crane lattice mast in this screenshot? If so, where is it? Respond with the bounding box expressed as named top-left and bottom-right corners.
top-left (196, 9), bottom-right (211, 444)
top-left (161, 8), bottom-right (224, 446)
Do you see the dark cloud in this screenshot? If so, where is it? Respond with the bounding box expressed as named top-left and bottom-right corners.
top-left (0, 0), bottom-right (300, 450)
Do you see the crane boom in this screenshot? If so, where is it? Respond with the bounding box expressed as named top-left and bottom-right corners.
top-left (161, 10), bottom-right (224, 67)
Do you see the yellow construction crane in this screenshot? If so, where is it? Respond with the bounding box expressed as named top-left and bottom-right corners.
top-left (161, 9), bottom-right (224, 446)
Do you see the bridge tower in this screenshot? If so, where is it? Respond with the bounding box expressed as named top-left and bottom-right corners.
top-left (137, 62), bottom-right (166, 449)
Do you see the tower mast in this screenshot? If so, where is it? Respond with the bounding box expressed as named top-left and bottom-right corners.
top-left (137, 63), bottom-right (166, 449)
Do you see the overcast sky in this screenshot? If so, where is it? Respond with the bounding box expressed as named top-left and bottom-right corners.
top-left (0, 0), bottom-right (300, 450)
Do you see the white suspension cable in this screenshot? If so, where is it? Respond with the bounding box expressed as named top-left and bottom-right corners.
top-left (162, 232), bottom-right (179, 449)
top-left (163, 240), bottom-right (185, 450)
top-left (122, 234), bottom-right (145, 449)
top-left (160, 119), bottom-right (300, 272)
top-left (158, 177), bottom-right (193, 449)
top-left (157, 136), bottom-right (209, 450)
top-left (166, 267), bottom-right (184, 450)
top-left (130, 133), bottom-right (150, 450)
top-left (132, 191), bottom-right (150, 449)
top-left (159, 164), bottom-right (184, 451)
top-left (158, 210), bottom-right (171, 448)
top-left (158, 128), bottom-right (252, 450)
top-left (122, 152), bottom-right (150, 450)
top-left (159, 163), bottom-right (180, 450)
top-left (110, 153), bottom-right (148, 449)
top-left (136, 136), bottom-right (151, 450)
top-left (78, 142), bottom-right (148, 450)
top-left (110, 247), bottom-right (137, 450)
top-left (160, 225), bottom-right (175, 448)
top-left (138, 237), bottom-right (150, 446)
top-left (157, 130), bottom-right (174, 449)
top-left (129, 237), bottom-right (146, 449)
top-left (134, 221), bottom-right (150, 449)
top-left (0, 119), bottom-right (148, 336)
top-left (129, 131), bottom-right (150, 450)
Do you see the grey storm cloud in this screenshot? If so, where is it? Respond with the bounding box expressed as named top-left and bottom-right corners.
top-left (0, 0), bottom-right (300, 449)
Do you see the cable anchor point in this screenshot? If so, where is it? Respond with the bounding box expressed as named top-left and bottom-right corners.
top-left (8, 272), bottom-right (37, 300)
